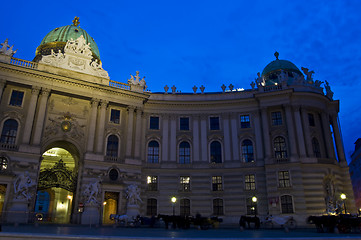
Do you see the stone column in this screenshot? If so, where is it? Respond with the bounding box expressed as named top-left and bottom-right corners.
top-left (192, 116), bottom-right (200, 162)
top-left (321, 112), bottom-right (336, 159)
top-left (260, 108), bottom-right (271, 159)
top-left (200, 115), bottom-right (208, 162)
top-left (284, 105), bottom-right (297, 159)
top-left (252, 110), bottom-right (264, 160)
top-left (293, 106), bottom-right (306, 158)
top-left (125, 106), bottom-right (135, 157)
top-left (140, 113), bottom-right (147, 161)
top-left (0, 79), bottom-right (5, 103)
top-left (134, 108), bottom-right (143, 158)
top-left (86, 99), bottom-right (99, 152)
top-left (331, 114), bottom-right (346, 163)
top-left (95, 100), bottom-right (108, 154)
top-left (230, 113), bottom-right (239, 161)
top-left (169, 116), bottom-right (177, 162)
top-left (22, 86), bottom-right (40, 144)
top-left (222, 113), bottom-right (231, 161)
top-left (32, 88), bottom-right (50, 145)
top-left (161, 115), bottom-right (169, 161)
top-left (301, 108), bottom-right (312, 157)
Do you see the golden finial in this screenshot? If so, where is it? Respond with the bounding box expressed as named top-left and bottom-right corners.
top-left (72, 16), bottom-right (80, 26)
top-left (274, 51), bottom-right (279, 60)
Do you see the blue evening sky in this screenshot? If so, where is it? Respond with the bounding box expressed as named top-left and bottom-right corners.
top-left (1, 0), bottom-right (360, 162)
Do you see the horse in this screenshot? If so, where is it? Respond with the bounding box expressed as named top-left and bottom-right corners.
top-left (239, 215), bottom-right (260, 229)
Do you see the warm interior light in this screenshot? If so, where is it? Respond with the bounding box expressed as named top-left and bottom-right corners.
top-left (67, 195), bottom-right (72, 200)
top-left (103, 201), bottom-right (107, 205)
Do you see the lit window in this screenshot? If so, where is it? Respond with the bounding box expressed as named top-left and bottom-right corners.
top-left (110, 109), bottom-right (120, 124)
top-left (210, 117), bottom-right (220, 130)
top-left (278, 171), bottom-right (291, 188)
top-left (0, 157), bottom-right (8, 171)
top-left (213, 198), bottom-right (223, 215)
top-left (147, 141), bottom-right (159, 163)
top-left (180, 199), bottom-right (191, 216)
top-left (210, 141), bottom-right (222, 163)
top-left (9, 90), bottom-right (24, 107)
top-left (212, 176), bottom-right (223, 191)
top-left (179, 141), bottom-right (190, 164)
top-left (180, 117), bottom-right (189, 130)
top-left (147, 176), bottom-right (158, 191)
top-left (106, 135), bottom-right (119, 157)
top-left (280, 195), bottom-right (294, 214)
top-left (0, 119), bottom-right (18, 145)
top-left (245, 174), bottom-right (256, 190)
top-left (274, 137), bottom-right (287, 159)
top-left (146, 198), bottom-right (157, 216)
top-left (241, 139), bottom-right (254, 162)
top-left (240, 115), bottom-right (250, 128)
top-left (180, 176), bottom-right (190, 191)
top-left (271, 111), bottom-right (282, 126)
top-left (149, 116), bottom-right (159, 130)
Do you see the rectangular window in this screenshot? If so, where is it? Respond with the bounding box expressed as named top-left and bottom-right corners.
top-left (245, 174), bottom-right (256, 190)
top-left (281, 195), bottom-right (294, 214)
top-left (246, 197), bottom-right (258, 215)
top-left (180, 117), bottom-right (189, 131)
top-left (308, 113), bottom-right (315, 126)
top-left (271, 111), bottom-right (282, 126)
top-left (213, 198), bottom-right (224, 215)
top-left (147, 176), bottom-right (158, 191)
top-left (149, 116), bottom-right (159, 130)
top-left (180, 176), bottom-right (190, 191)
top-left (240, 115), bottom-right (251, 128)
top-left (180, 199), bottom-right (191, 216)
top-left (146, 198), bottom-right (157, 216)
top-left (212, 176), bottom-right (223, 191)
top-left (9, 90), bottom-right (24, 107)
top-left (110, 109), bottom-right (120, 124)
top-left (278, 171), bottom-right (291, 188)
top-left (210, 117), bottom-right (220, 130)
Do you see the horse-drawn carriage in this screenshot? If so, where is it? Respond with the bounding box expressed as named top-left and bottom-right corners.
top-left (307, 214), bottom-right (361, 233)
top-left (263, 215), bottom-right (297, 229)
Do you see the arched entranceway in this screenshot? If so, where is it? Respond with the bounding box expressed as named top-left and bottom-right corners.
top-left (34, 146), bottom-right (79, 223)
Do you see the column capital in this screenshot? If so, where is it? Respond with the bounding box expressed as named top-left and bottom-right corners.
top-left (99, 100), bottom-right (108, 109)
top-left (90, 98), bottom-right (99, 106)
top-left (40, 88), bottom-right (50, 97)
top-left (0, 79), bottom-right (6, 87)
top-left (127, 106), bottom-right (136, 112)
top-left (31, 86), bottom-right (41, 95)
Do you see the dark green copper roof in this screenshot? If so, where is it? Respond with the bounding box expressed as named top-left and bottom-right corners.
top-left (261, 59), bottom-right (301, 76)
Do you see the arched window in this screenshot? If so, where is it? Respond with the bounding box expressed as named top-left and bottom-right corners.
top-left (147, 141), bottom-right (159, 163)
top-left (179, 141), bottom-right (190, 164)
top-left (312, 138), bottom-right (321, 158)
top-left (210, 141), bottom-right (222, 163)
top-left (0, 119), bottom-right (18, 145)
top-left (0, 156), bottom-right (8, 171)
top-left (274, 137), bottom-right (287, 159)
top-left (280, 195), bottom-right (294, 213)
top-left (241, 139), bottom-right (254, 162)
top-left (106, 135), bottom-right (119, 157)
top-left (180, 198), bottom-right (191, 216)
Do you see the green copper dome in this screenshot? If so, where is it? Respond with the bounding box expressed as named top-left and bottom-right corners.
top-left (34, 17), bottom-right (100, 62)
top-left (261, 52), bottom-right (301, 77)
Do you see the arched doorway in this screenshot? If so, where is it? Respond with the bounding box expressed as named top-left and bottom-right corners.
top-left (34, 147), bottom-right (78, 223)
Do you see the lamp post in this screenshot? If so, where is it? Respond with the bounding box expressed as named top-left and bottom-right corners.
top-left (171, 197), bottom-right (177, 216)
top-left (340, 193), bottom-right (347, 214)
top-left (252, 196), bottom-right (258, 217)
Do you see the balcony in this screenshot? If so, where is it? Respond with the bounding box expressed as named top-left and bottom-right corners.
top-left (0, 143), bottom-right (18, 151)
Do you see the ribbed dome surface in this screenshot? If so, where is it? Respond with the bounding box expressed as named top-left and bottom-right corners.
top-left (261, 59), bottom-right (301, 77)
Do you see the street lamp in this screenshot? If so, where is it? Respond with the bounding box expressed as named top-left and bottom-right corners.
top-left (252, 196), bottom-right (258, 217)
top-left (340, 193), bottom-right (347, 214)
top-left (171, 197), bottom-right (177, 216)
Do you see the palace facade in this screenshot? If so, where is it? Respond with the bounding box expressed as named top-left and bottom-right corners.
top-left (0, 18), bottom-right (355, 226)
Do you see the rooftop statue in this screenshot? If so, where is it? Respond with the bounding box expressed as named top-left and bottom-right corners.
top-left (324, 80), bottom-right (334, 100)
top-left (301, 67), bottom-right (315, 83)
top-left (0, 38), bottom-right (17, 57)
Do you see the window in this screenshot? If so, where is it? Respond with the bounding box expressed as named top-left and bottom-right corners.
top-left (245, 174), bottom-right (256, 190)
top-left (180, 176), bottom-right (190, 191)
top-left (146, 198), bottom-right (157, 216)
top-left (240, 115), bottom-right (250, 128)
top-left (271, 111), bottom-right (282, 126)
top-left (241, 139), bottom-right (254, 162)
top-left (210, 141), bottom-right (222, 163)
top-left (180, 199), bottom-right (190, 216)
top-left (149, 116), bottom-right (159, 130)
top-left (9, 90), bottom-right (24, 107)
top-left (210, 117), bottom-right (220, 130)
top-left (280, 195), bottom-right (294, 214)
top-left (109, 168), bottom-right (118, 181)
top-left (147, 176), bottom-right (158, 191)
top-left (0, 119), bottom-right (18, 145)
top-left (274, 137), bottom-right (287, 159)
top-left (246, 197), bottom-right (257, 215)
top-left (308, 113), bottom-right (315, 126)
top-left (278, 171), bottom-right (291, 188)
top-left (110, 109), bottom-right (120, 124)
top-left (179, 141), bottom-right (190, 164)
top-left (147, 141), bottom-right (159, 163)
top-left (312, 138), bottom-right (321, 158)
top-left (180, 117), bottom-right (189, 131)
top-left (0, 157), bottom-right (8, 171)
top-left (212, 176), bottom-right (223, 191)
top-left (213, 198), bottom-right (223, 215)
top-left (106, 135), bottom-right (119, 157)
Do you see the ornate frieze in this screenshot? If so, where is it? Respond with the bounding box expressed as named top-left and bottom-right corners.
top-left (44, 112), bottom-right (85, 141)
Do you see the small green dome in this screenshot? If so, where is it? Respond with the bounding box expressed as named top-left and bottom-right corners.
top-left (261, 59), bottom-right (301, 77)
top-left (34, 17), bottom-right (100, 62)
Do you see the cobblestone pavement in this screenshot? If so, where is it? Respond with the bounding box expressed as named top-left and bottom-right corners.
top-left (1, 224), bottom-right (361, 240)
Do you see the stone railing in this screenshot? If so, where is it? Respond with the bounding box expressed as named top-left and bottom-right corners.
top-left (275, 158), bottom-right (289, 164)
top-left (10, 57), bottom-right (38, 69)
top-left (263, 84), bottom-right (283, 92)
top-left (0, 143), bottom-right (18, 151)
top-left (109, 80), bottom-right (130, 90)
top-left (104, 155), bottom-right (123, 163)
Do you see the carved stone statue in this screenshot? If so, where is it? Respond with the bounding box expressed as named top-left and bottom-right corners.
top-left (126, 184), bottom-right (142, 205)
top-left (324, 80), bottom-right (334, 99)
top-left (301, 67), bottom-right (315, 83)
top-left (128, 71), bottom-right (147, 92)
top-left (0, 38), bottom-right (17, 56)
top-left (13, 171), bottom-right (35, 201)
top-left (83, 178), bottom-right (101, 204)
top-left (255, 72), bottom-right (263, 86)
top-left (278, 70), bottom-right (288, 83)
